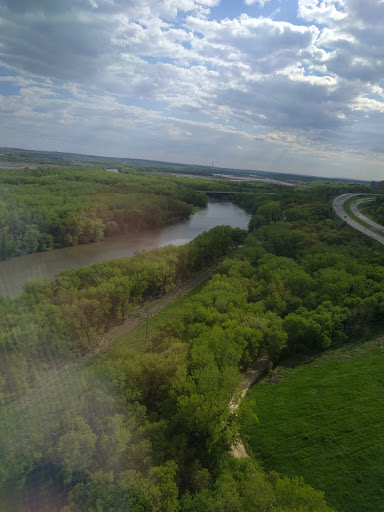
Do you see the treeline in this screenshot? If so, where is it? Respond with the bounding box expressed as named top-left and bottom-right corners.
top-left (0, 233), bottom-right (335, 511)
top-left (0, 226), bottom-right (244, 397)
top-left (59, 187), bottom-right (384, 511)
top-left (233, 183), bottom-right (371, 226)
top-left (0, 147), bottom-right (213, 172)
top-left (61, 186), bottom-right (384, 511)
top-left (2, 147), bottom-right (369, 186)
top-left (0, 167), bottom-right (210, 260)
top-left (2, 184), bottom-right (381, 511)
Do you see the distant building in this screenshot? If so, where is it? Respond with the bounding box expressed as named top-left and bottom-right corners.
top-left (378, 181), bottom-right (384, 191)
top-left (106, 168), bottom-right (119, 173)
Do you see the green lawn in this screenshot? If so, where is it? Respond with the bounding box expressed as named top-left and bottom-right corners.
top-left (241, 339), bottom-right (384, 512)
top-left (343, 196), bottom-right (372, 229)
top-left (359, 202), bottom-right (383, 226)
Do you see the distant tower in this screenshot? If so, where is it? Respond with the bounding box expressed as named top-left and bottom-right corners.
top-left (212, 160), bottom-right (214, 171)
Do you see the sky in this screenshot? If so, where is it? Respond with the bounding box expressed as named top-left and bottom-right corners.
top-left (0, 0), bottom-right (383, 180)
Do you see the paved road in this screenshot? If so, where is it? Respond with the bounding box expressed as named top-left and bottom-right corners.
top-left (349, 198), bottom-right (384, 233)
top-left (333, 193), bottom-right (384, 246)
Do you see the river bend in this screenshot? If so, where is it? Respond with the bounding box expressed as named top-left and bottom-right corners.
top-left (0, 201), bottom-right (250, 297)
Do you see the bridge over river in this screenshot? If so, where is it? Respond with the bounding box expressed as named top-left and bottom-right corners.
top-left (197, 190), bottom-right (277, 195)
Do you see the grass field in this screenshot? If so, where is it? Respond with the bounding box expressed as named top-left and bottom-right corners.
top-left (240, 338), bottom-right (384, 512)
top-left (359, 201), bottom-right (383, 225)
top-left (343, 196), bottom-right (372, 229)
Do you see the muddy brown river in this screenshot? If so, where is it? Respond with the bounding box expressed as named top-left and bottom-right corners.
top-left (0, 201), bottom-right (251, 297)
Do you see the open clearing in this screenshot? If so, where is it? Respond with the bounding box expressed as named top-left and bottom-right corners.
top-left (240, 337), bottom-right (384, 512)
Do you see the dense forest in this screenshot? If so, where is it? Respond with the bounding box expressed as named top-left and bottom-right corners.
top-left (0, 166), bottom-right (212, 260)
top-left (0, 165), bottom-right (285, 261)
top-left (0, 172), bottom-right (381, 511)
top-left (0, 224), bottom-right (246, 396)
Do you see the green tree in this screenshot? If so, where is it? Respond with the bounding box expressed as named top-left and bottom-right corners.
top-left (21, 225), bottom-right (40, 254)
top-left (38, 233), bottom-right (53, 251)
top-left (54, 416), bottom-right (97, 483)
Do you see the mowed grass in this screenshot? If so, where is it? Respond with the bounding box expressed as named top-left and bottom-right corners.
top-left (343, 196), bottom-right (372, 229)
top-left (241, 338), bottom-right (384, 512)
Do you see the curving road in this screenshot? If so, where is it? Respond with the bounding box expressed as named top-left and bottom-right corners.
top-left (333, 193), bottom-right (384, 246)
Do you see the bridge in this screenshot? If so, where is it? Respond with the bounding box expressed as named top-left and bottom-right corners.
top-left (197, 190), bottom-right (277, 195)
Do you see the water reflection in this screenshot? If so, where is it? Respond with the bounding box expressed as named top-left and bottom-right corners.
top-left (0, 201), bottom-right (250, 296)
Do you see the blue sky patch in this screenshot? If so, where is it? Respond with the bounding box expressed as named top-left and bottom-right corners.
top-left (0, 0), bottom-right (383, 180)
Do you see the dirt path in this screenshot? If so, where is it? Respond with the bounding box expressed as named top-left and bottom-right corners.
top-left (230, 356), bottom-right (270, 458)
top-left (93, 264), bottom-right (218, 357)
top-left (6, 263), bottom-right (268, 458)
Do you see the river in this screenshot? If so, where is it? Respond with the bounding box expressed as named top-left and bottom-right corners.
top-left (0, 201), bottom-right (251, 297)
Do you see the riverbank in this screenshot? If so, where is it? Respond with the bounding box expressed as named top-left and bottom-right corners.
top-left (0, 201), bottom-right (250, 296)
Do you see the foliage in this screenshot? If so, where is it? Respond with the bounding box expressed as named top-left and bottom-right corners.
top-left (1, 182), bottom-right (380, 511)
top-left (0, 225), bottom-right (239, 395)
top-left (241, 339), bottom-right (384, 512)
top-left (0, 166), bottom-right (212, 260)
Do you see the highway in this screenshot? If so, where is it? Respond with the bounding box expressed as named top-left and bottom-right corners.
top-left (332, 193), bottom-right (384, 246)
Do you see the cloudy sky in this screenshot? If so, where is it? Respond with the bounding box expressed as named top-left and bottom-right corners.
top-left (0, 0), bottom-right (383, 179)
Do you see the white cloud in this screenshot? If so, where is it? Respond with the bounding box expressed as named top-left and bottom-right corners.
top-left (0, 0), bottom-right (384, 179)
top-left (299, 0), bottom-right (384, 84)
top-left (351, 97), bottom-right (384, 114)
top-left (244, 0), bottom-right (271, 6)
top-left (298, 0), bottom-right (347, 25)
top-left (2, 82), bottom-right (382, 179)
